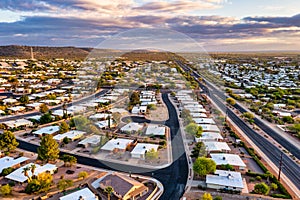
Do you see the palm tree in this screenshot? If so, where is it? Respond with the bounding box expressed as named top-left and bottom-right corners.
top-left (30, 164), bottom-right (37, 177)
top-left (22, 166), bottom-right (31, 182)
top-left (62, 102), bottom-right (68, 119)
top-left (104, 186), bottom-right (114, 200)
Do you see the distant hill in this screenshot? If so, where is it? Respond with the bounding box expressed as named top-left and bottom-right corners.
top-left (0, 45), bottom-right (93, 60)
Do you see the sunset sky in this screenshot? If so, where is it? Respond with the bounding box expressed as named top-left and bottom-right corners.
top-left (0, 0), bottom-right (300, 51)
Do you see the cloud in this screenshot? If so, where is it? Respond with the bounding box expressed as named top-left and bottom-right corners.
top-left (244, 14), bottom-right (300, 27)
top-left (133, 0), bottom-right (223, 13)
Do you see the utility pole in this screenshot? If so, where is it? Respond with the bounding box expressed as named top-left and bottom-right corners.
top-left (278, 152), bottom-right (283, 181)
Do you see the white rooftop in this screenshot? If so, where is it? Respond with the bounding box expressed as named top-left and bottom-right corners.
top-left (101, 138), bottom-right (134, 151)
top-left (120, 122), bottom-right (143, 132)
top-left (210, 153), bottom-right (246, 167)
top-left (206, 170), bottom-right (244, 189)
top-left (204, 142), bottom-right (231, 152)
top-left (6, 163), bottom-right (57, 183)
top-left (78, 135), bottom-right (101, 146)
top-left (60, 188), bottom-right (98, 200)
top-left (0, 156), bottom-right (29, 173)
top-left (145, 124), bottom-right (166, 136)
top-left (193, 118), bottom-right (216, 124)
top-left (198, 124), bottom-right (220, 133)
top-left (94, 119), bottom-right (114, 129)
top-left (53, 130), bottom-right (85, 141)
top-left (33, 125), bottom-right (60, 135)
top-left (190, 113), bottom-right (208, 118)
top-left (131, 143), bottom-right (159, 156)
top-left (197, 132), bottom-right (223, 141)
top-left (89, 113), bottom-right (111, 120)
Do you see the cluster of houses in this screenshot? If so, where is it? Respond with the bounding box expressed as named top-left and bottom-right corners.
top-left (212, 59), bottom-right (299, 88)
top-left (131, 91), bottom-right (157, 115)
top-left (176, 90), bottom-right (247, 192)
top-left (61, 171), bottom-right (153, 200)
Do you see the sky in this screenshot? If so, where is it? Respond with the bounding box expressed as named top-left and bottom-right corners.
top-left (0, 0), bottom-right (300, 51)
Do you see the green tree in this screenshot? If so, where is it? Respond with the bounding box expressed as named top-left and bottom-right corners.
top-left (185, 123), bottom-right (199, 136)
top-left (254, 182), bottom-right (270, 195)
top-left (104, 186), bottom-right (114, 200)
top-left (40, 113), bottom-right (52, 124)
top-left (25, 172), bottom-right (53, 194)
top-left (0, 131), bottom-right (19, 153)
top-left (37, 135), bottom-right (60, 162)
top-left (195, 126), bottom-right (203, 138)
top-left (270, 183), bottom-right (278, 191)
top-left (30, 164), bottom-right (37, 177)
top-left (57, 179), bottom-right (73, 191)
top-left (202, 192), bottom-right (213, 200)
top-left (191, 142), bottom-right (206, 158)
top-left (193, 157), bottom-right (216, 178)
top-left (70, 115), bottom-right (89, 130)
top-left (243, 112), bottom-right (254, 120)
top-left (39, 103), bottom-right (49, 113)
top-left (226, 97), bottom-right (236, 106)
top-left (282, 116), bottom-right (294, 124)
top-left (129, 91), bottom-right (140, 105)
top-left (0, 184), bottom-right (11, 195)
top-left (59, 121), bottom-right (69, 134)
top-left (145, 148), bottom-right (159, 160)
top-left (20, 95), bottom-right (29, 104)
top-left (78, 171), bottom-right (88, 179)
top-left (60, 154), bottom-right (77, 167)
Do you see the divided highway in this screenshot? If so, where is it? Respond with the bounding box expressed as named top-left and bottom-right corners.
top-left (177, 61), bottom-right (300, 191)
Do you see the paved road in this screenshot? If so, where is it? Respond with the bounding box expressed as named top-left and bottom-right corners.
top-left (176, 61), bottom-right (300, 191)
top-left (17, 92), bottom-right (188, 200)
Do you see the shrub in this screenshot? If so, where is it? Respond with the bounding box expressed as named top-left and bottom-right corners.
top-left (78, 171), bottom-right (88, 179)
top-left (1, 167), bottom-right (14, 176)
top-left (270, 183), bottom-right (278, 191)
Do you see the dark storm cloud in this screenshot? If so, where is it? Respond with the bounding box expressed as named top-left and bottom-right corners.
top-left (244, 14), bottom-right (300, 27)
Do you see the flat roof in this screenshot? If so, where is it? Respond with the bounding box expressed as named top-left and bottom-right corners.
top-left (198, 124), bottom-right (220, 133)
top-left (210, 153), bottom-right (246, 167)
top-left (131, 143), bottom-right (159, 155)
top-left (6, 163), bottom-right (57, 183)
top-left (89, 113), bottom-right (111, 120)
top-left (145, 124), bottom-right (166, 136)
top-left (0, 156), bottom-right (29, 173)
top-left (60, 188), bottom-right (97, 200)
top-left (204, 142), bottom-right (231, 152)
top-left (101, 138), bottom-right (134, 151)
top-left (190, 113), bottom-right (207, 118)
top-left (193, 118), bottom-right (215, 124)
top-left (94, 119), bottom-right (114, 129)
top-left (197, 132), bottom-right (223, 140)
top-left (120, 122), bottom-right (143, 132)
top-left (53, 130), bottom-right (85, 141)
top-left (206, 170), bottom-right (244, 188)
top-left (33, 125), bottom-right (60, 135)
top-left (78, 135), bottom-right (101, 145)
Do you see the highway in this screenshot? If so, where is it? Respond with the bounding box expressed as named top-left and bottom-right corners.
top-left (16, 92), bottom-right (188, 200)
top-left (177, 61), bottom-right (300, 191)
